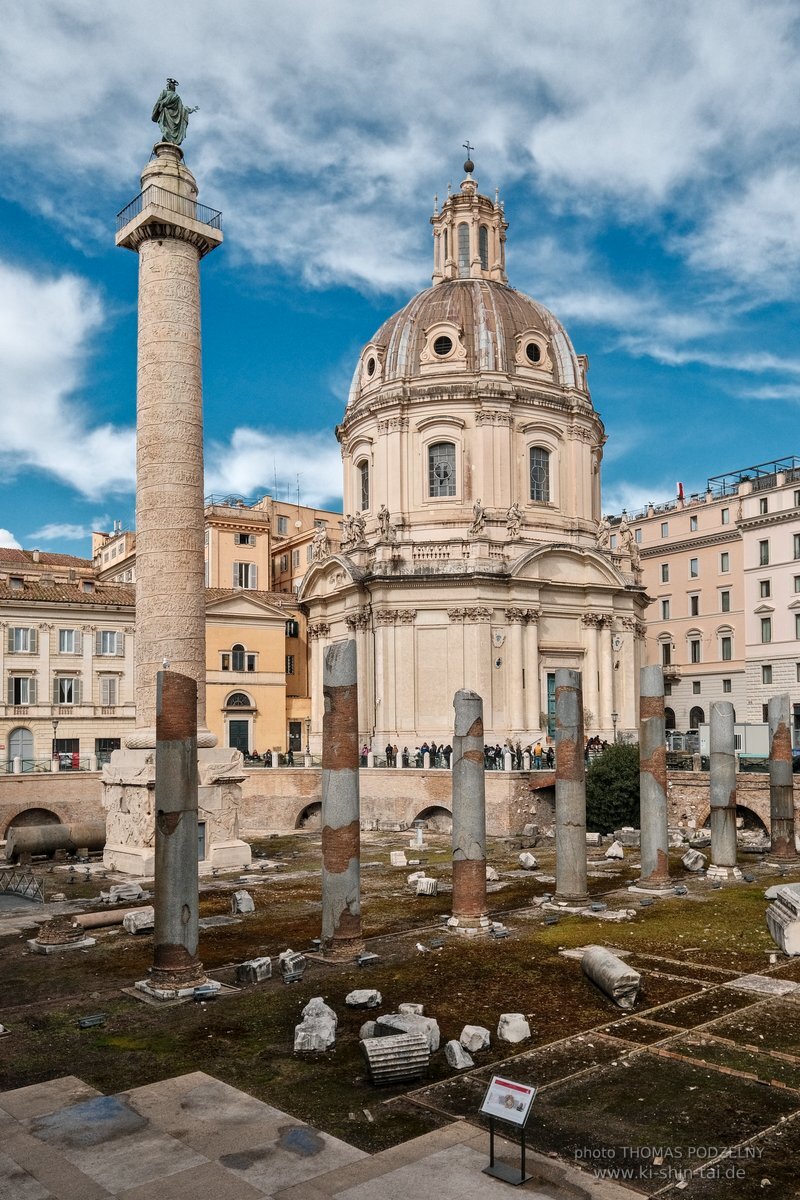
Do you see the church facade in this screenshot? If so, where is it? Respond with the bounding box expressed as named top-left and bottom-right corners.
top-left (300, 161), bottom-right (648, 752)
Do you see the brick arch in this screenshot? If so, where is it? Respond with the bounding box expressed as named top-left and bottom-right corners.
top-left (693, 801), bottom-right (769, 835)
top-left (294, 801), bottom-right (322, 830)
top-left (2, 803), bottom-right (70, 838)
top-left (411, 804), bottom-right (452, 833)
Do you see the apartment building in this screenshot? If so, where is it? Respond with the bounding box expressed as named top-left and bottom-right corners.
top-left (611, 456), bottom-right (800, 737)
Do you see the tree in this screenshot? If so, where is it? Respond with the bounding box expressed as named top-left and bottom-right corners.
top-left (585, 743), bottom-right (640, 833)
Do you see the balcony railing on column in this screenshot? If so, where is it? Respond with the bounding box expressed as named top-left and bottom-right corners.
top-left (116, 186), bottom-right (222, 232)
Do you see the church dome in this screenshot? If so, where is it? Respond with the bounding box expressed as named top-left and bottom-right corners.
top-left (347, 277), bottom-right (583, 407)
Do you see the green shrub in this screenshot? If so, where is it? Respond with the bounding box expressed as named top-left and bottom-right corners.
top-left (585, 742), bottom-right (640, 833)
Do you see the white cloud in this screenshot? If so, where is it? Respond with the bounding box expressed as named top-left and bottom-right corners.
top-left (601, 480), bottom-right (676, 517)
top-left (205, 427), bottom-right (342, 509)
top-left (27, 521), bottom-right (108, 544)
top-left (0, 260), bottom-right (136, 498)
top-left (0, 529), bottom-right (21, 548)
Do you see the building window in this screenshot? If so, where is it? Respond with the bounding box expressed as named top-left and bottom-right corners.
top-left (689, 638), bottom-right (701, 664)
top-left (661, 599), bottom-right (670, 619)
top-left (234, 532), bottom-right (255, 546)
top-left (759, 497), bottom-right (769, 514)
top-left (794, 534), bottom-right (800, 560)
top-left (720, 590), bottom-right (731, 613)
top-left (721, 507), bottom-right (730, 525)
top-left (277, 516), bottom-right (289, 535)
top-left (689, 558), bottom-right (699, 578)
top-left (610, 535), bottom-right (617, 550)
top-left (692, 681), bottom-right (701, 695)
top-left (794, 575), bottom-right (800, 593)
top-left (53, 677), bottom-right (81, 705)
top-left (285, 654), bottom-right (295, 675)
top-left (233, 562), bottom-right (257, 588)
top-left (795, 490), bottom-right (800, 508)
top-left (307, 544), bottom-right (313, 563)
top-left (457, 222), bottom-right (469, 275)
top-left (762, 703), bottom-right (769, 722)
top-left (661, 641), bottom-right (672, 666)
top-left (286, 619), bottom-right (299, 637)
top-left (279, 554), bottom-right (288, 572)
top-left (796, 613), bottom-right (800, 640)
top-left (231, 644), bottom-right (246, 671)
top-left (58, 628), bottom-right (80, 654)
top-left (529, 447), bottom-right (551, 502)
top-left (661, 563), bottom-right (669, 583)
top-left (760, 580), bottom-right (771, 598)
top-left (759, 540), bottom-right (769, 566)
top-left (762, 665), bottom-right (773, 685)
top-left (689, 595), bottom-right (699, 616)
top-left (690, 515), bottom-right (698, 531)
top-left (796, 663), bottom-right (800, 683)
top-left (720, 552), bottom-right (730, 572)
top-left (96, 630), bottom-right (123, 656)
top-left (292, 549), bottom-right (300, 568)
top-left (101, 676), bottom-right (117, 707)
top-left (221, 653), bottom-right (230, 671)
top-left (634, 528), bottom-right (642, 543)
top-left (226, 692), bottom-right (252, 708)
top-left (358, 460), bottom-right (370, 511)
top-left (428, 442), bottom-right (456, 497)
top-left (689, 704), bottom-right (705, 725)
top-left (479, 224), bottom-right (489, 270)
top-left (7, 676), bottom-right (35, 704)
top-left (723, 678), bottom-right (732, 693)
top-left (661, 522), bottom-right (669, 537)
top-left (721, 636), bottom-right (732, 661)
top-left (761, 617), bottom-right (772, 643)
top-left (8, 627), bottom-right (36, 654)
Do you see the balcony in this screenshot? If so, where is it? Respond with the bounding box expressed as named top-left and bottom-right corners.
top-left (662, 664), bottom-right (680, 681)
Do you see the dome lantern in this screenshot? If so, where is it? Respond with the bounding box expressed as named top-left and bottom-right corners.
top-left (431, 151), bottom-right (507, 286)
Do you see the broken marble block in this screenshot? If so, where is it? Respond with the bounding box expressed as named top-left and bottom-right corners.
top-left (345, 989), bottom-right (382, 1008)
top-left (586, 833), bottom-right (602, 847)
top-left (581, 945), bottom-right (641, 1010)
top-left (486, 865), bottom-right (499, 881)
top-left (122, 906), bottom-right (154, 934)
top-left (375, 1012), bottom-right (440, 1052)
top-left (101, 882), bottom-right (146, 904)
top-left (766, 884), bottom-right (800, 956)
top-left (444, 1039), bottom-right (474, 1070)
top-left (390, 850), bottom-right (407, 867)
top-left (682, 849), bottom-right (707, 872)
top-left (294, 997), bottom-right (337, 1052)
top-left (360, 1020), bottom-right (377, 1040)
top-left (398, 1002), bottom-right (424, 1015)
top-left (497, 1013), bottom-right (531, 1043)
top-left (519, 852), bottom-right (538, 870)
top-left (231, 889), bottom-right (255, 914)
top-left (416, 877), bottom-right (438, 896)
top-left (605, 840), bottom-right (624, 860)
top-left (407, 870), bottom-right (426, 888)
top-left (362, 1033), bottom-right (430, 1085)
top-left (460, 1024), bottom-right (491, 1053)
top-left (235, 956), bottom-right (272, 984)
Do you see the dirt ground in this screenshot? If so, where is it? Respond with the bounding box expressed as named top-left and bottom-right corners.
top-left (1, 831), bottom-right (798, 1198)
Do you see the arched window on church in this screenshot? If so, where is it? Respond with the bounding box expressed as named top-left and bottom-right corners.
top-left (479, 225), bottom-right (489, 270)
top-left (443, 228), bottom-right (448, 262)
top-left (457, 223), bottom-right (469, 276)
top-left (428, 442), bottom-right (456, 497)
top-left (357, 460), bottom-right (370, 511)
top-left (529, 447), bottom-right (551, 503)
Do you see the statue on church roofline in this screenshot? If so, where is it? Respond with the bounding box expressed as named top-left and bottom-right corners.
top-left (152, 78), bottom-right (198, 145)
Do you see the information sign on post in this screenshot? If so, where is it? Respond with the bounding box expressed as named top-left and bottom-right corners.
top-left (479, 1075), bottom-right (537, 1185)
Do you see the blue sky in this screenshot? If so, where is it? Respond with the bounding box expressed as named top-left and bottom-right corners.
top-left (1, 1), bottom-right (800, 553)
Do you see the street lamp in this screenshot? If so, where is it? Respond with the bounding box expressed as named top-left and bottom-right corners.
top-left (51, 718), bottom-right (59, 760)
top-left (611, 711), bottom-right (619, 744)
top-left (304, 717), bottom-right (311, 762)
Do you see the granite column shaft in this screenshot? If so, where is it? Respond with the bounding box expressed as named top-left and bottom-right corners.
top-left (709, 701), bottom-right (737, 868)
top-left (768, 694), bottom-right (799, 862)
top-left (321, 640), bottom-right (363, 956)
top-left (554, 669), bottom-right (588, 903)
top-left (639, 665), bottom-right (670, 885)
top-left (451, 689), bottom-right (487, 919)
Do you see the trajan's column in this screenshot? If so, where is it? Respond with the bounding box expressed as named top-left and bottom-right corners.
top-left (102, 80), bottom-right (250, 875)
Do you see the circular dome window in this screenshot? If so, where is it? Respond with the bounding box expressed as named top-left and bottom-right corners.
top-left (525, 342), bottom-right (542, 364)
top-left (433, 335), bottom-right (453, 357)
top-left (366, 356), bottom-right (376, 377)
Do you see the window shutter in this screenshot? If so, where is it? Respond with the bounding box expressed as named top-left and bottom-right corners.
top-left (116, 632), bottom-right (125, 656)
top-left (251, 565), bottom-right (257, 589)
top-left (75, 630), bottom-right (83, 654)
top-left (233, 563), bottom-right (239, 588)
top-left (74, 679), bottom-right (82, 706)
top-left (7, 628), bottom-right (13, 653)
top-left (29, 628), bottom-right (38, 654)
top-left (96, 630), bottom-right (102, 655)
top-left (29, 678), bottom-right (37, 704)
top-left (53, 677), bottom-right (60, 704)
top-left (7, 676), bottom-right (13, 704)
